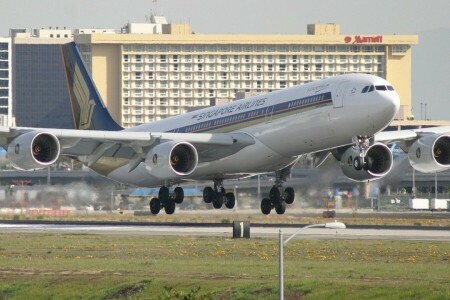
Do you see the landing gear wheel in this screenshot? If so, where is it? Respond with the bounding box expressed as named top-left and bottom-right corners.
top-left (269, 186), bottom-right (281, 203)
top-left (275, 201), bottom-right (286, 215)
top-left (225, 192), bottom-right (235, 209)
top-left (261, 198), bottom-right (272, 215)
top-left (149, 198), bottom-right (161, 215)
top-left (164, 200), bottom-right (176, 215)
top-left (212, 192), bottom-right (223, 209)
top-left (159, 186), bottom-right (170, 203)
top-left (363, 156), bottom-right (373, 171)
top-left (284, 187), bottom-right (295, 204)
top-left (203, 187), bottom-right (214, 203)
top-left (174, 187), bottom-right (184, 204)
top-left (353, 156), bottom-right (363, 171)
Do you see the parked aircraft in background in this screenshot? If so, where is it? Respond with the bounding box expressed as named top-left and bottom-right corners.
top-left (1, 42), bottom-right (449, 215)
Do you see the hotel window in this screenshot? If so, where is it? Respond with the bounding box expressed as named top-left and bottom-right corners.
top-left (392, 45), bottom-right (408, 53)
top-left (313, 45), bottom-right (323, 52)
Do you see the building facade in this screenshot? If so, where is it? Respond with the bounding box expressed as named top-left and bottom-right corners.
top-left (12, 29), bottom-right (75, 128)
top-left (0, 37), bottom-right (12, 126)
top-left (75, 21), bottom-right (418, 128)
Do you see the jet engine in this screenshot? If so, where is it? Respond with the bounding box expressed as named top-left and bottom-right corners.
top-left (408, 133), bottom-right (450, 173)
top-left (145, 141), bottom-right (198, 179)
top-left (7, 131), bottom-right (61, 170)
top-left (340, 143), bottom-right (393, 181)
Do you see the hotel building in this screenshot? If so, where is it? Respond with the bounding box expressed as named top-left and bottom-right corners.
top-left (74, 18), bottom-right (418, 128)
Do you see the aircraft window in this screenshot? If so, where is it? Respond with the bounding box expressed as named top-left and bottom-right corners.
top-left (387, 85), bottom-right (394, 91)
top-left (375, 85), bottom-right (387, 91)
top-left (361, 86), bottom-right (369, 93)
top-left (368, 85), bottom-right (374, 92)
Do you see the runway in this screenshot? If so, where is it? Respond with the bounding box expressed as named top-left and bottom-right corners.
top-left (1, 222), bottom-right (449, 241)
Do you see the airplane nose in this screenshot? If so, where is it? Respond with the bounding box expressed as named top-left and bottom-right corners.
top-left (381, 91), bottom-right (400, 119)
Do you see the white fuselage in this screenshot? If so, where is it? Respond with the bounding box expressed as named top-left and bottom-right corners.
top-left (105, 74), bottom-right (400, 187)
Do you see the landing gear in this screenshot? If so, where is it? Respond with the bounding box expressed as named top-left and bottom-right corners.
top-left (352, 135), bottom-right (372, 171)
top-left (260, 168), bottom-right (295, 215)
top-left (149, 186), bottom-right (185, 215)
top-left (203, 179), bottom-right (235, 210)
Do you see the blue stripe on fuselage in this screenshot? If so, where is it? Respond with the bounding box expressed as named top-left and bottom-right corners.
top-left (170, 92), bottom-right (332, 133)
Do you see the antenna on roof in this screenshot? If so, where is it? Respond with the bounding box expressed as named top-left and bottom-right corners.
top-left (152, 0), bottom-right (158, 15)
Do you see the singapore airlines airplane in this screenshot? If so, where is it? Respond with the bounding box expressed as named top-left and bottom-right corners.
top-left (1, 42), bottom-right (450, 215)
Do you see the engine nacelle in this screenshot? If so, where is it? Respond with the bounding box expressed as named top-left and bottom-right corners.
top-left (408, 134), bottom-right (450, 173)
top-left (7, 131), bottom-right (61, 170)
top-left (340, 143), bottom-right (393, 181)
top-left (145, 141), bottom-right (198, 179)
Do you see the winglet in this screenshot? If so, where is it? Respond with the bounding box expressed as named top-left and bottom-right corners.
top-left (61, 42), bottom-right (123, 131)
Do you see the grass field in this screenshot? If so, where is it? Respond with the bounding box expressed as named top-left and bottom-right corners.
top-left (0, 232), bottom-right (449, 299)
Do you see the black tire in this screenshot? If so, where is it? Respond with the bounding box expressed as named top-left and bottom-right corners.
top-left (174, 187), bottom-right (184, 204)
top-left (284, 187), bottom-right (295, 204)
top-left (149, 198), bottom-right (161, 215)
top-left (225, 192), bottom-right (235, 209)
top-left (203, 187), bottom-right (214, 203)
top-left (269, 186), bottom-right (281, 203)
top-left (212, 191), bottom-right (223, 209)
top-left (353, 156), bottom-right (363, 171)
top-left (159, 186), bottom-right (170, 203)
top-left (363, 156), bottom-right (373, 171)
top-left (275, 201), bottom-right (286, 215)
top-left (261, 198), bottom-right (272, 215)
top-left (164, 200), bottom-right (176, 215)
top-left (220, 187), bottom-right (226, 195)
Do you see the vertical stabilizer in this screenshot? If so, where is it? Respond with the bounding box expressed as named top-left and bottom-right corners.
top-left (61, 42), bottom-right (122, 131)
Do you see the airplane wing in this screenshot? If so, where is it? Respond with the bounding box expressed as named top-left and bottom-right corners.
top-left (0, 126), bottom-right (255, 171)
top-left (374, 125), bottom-right (450, 151)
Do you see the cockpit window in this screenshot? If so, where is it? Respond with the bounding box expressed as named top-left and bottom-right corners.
top-left (368, 85), bottom-right (374, 92)
top-left (361, 86), bottom-right (369, 93)
top-left (375, 85), bottom-right (387, 91)
top-left (387, 85), bottom-right (394, 91)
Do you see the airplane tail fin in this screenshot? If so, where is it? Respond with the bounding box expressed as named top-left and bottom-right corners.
top-left (61, 42), bottom-right (122, 131)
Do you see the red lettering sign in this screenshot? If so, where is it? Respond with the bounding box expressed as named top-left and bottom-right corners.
top-left (344, 35), bottom-right (383, 44)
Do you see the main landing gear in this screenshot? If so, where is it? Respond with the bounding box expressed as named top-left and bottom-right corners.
top-left (202, 179), bottom-right (236, 210)
top-left (149, 186), bottom-right (184, 215)
top-left (260, 170), bottom-right (295, 215)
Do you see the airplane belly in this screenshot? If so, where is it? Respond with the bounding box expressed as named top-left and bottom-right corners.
top-left (105, 139), bottom-right (295, 188)
top-left (190, 139), bottom-right (295, 178)
top-left (249, 108), bottom-right (336, 157)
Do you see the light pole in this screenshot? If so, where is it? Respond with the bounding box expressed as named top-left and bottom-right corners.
top-left (279, 222), bottom-right (346, 300)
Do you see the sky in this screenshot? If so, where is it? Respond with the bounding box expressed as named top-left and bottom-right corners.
top-left (1, 0), bottom-right (449, 120)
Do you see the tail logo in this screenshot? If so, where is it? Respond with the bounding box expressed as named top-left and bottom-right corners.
top-left (73, 63), bottom-right (96, 129)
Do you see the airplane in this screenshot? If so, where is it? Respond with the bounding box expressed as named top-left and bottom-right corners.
top-left (1, 42), bottom-right (450, 215)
